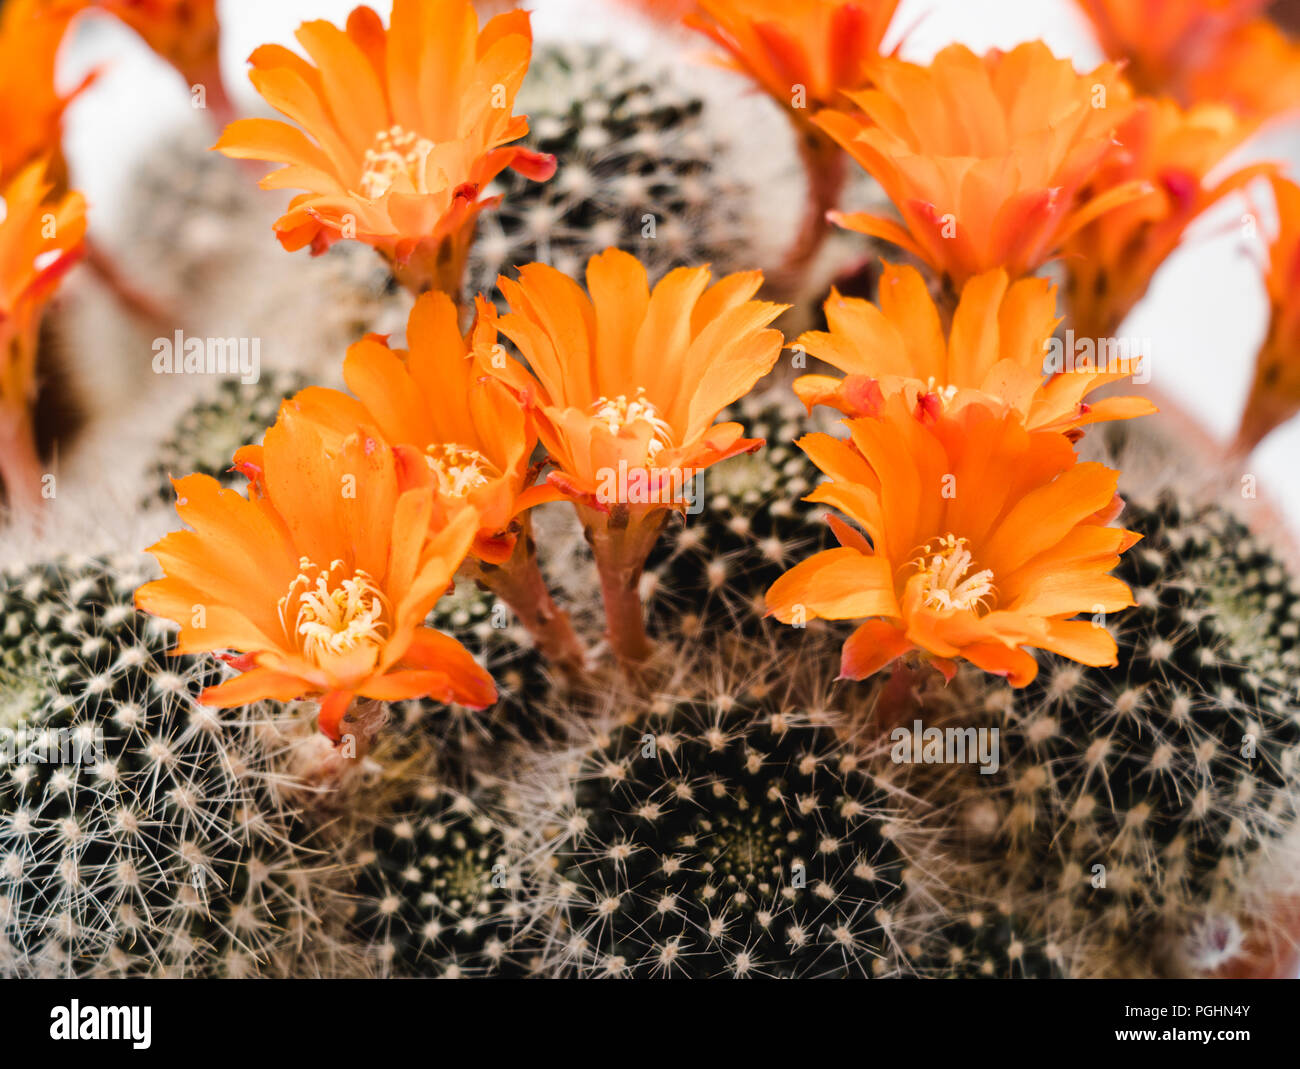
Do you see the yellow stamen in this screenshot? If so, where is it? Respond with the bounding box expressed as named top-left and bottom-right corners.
top-left (591, 388), bottom-right (674, 461)
top-left (278, 558), bottom-right (389, 662)
top-left (913, 535), bottom-right (995, 612)
top-left (359, 124), bottom-right (435, 200)
top-left (923, 378), bottom-right (959, 406)
top-left (425, 443), bottom-right (500, 497)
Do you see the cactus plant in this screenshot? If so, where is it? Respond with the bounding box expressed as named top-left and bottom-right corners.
top-left (119, 125), bottom-right (256, 301)
top-left (348, 780), bottom-right (528, 978)
top-left (0, 555), bottom-right (349, 978)
top-left (143, 370), bottom-right (309, 506)
top-left (121, 126), bottom-right (406, 320)
top-left (513, 694), bottom-right (916, 978)
top-left (469, 43), bottom-right (751, 297)
top-left (643, 392), bottom-right (836, 640)
top-left (384, 578), bottom-right (555, 778)
top-left (918, 908), bottom-right (1067, 979)
top-left (923, 489), bottom-right (1300, 968)
top-left (12, 0), bottom-right (1300, 988)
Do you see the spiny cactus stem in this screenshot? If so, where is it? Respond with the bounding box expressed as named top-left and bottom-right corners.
top-left (769, 129), bottom-right (847, 303)
top-left (464, 523), bottom-right (589, 682)
top-left (0, 404), bottom-right (44, 516)
top-left (577, 502), bottom-right (668, 670)
top-left (83, 237), bottom-right (175, 330)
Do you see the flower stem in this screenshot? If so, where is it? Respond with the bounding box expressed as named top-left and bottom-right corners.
top-left (84, 237), bottom-right (174, 329)
top-left (336, 697), bottom-right (389, 756)
top-left (390, 231), bottom-right (473, 327)
top-left (874, 658), bottom-right (925, 734)
top-left (0, 405), bottom-right (45, 517)
top-left (769, 128), bottom-right (848, 303)
top-left (464, 516), bottom-right (588, 681)
top-left (576, 503), bottom-right (667, 672)
top-left (194, 63), bottom-right (239, 134)
top-left (931, 275), bottom-right (962, 331)
top-left (1233, 335), bottom-right (1294, 456)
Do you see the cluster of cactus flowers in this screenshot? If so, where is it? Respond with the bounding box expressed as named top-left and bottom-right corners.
top-left (2, 0), bottom-right (1300, 980)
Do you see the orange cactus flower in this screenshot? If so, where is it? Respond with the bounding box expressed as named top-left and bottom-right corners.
top-left (1074, 0), bottom-right (1300, 123)
top-left (0, 158), bottom-right (86, 512)
top-left (815, 42), bottom-right (1145, 290)
top-left (1073, 0), bottom-right (1268, 98)
top-left (214, 0), bottom-right (556, 300)
top-left (765, 393), bottom-right (1140, 687)
top-left (289, 292), bottom-right (542, 566)
top-left (684, 0), bottom-right (903, 297)
top-left (94, 1), bottom-right (233, 124)
top-left (0, 0), bottom-right (88, 186)
top-left (136, 406), bottom-right (496, 742)
top-left (489, 247), bottom-right (787, 665)
top-left (0, 2), bottom-right (175, 331)
top-left (685, 0), bottom-right (901, 119)
top-left (794, 261), bottom-right (1157, 436)
top-left (1235, 174), bottom-right (1300, 452)
top-left (492, 248), bottom-right (786, 516)
top-left (1064, 97), bottom-right (1276, 342)
top-left (1183, 18), bottom-right (1300, 125)
top-left (491, 248), bottom-right (786, 511)
top-left (286, 290), bottom-right (589, 675)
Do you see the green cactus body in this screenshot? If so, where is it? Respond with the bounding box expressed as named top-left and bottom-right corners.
top-left (0, 556), bottom-right (341, 978)
top-left (145, 371), bottom-right (309, 506)
top-left (386, 579), bottom-right (556, 778)
top-left (919, 910), bottom-right (1066, 979)
top-left (937, 491), bottom-right (1300, 959)
top-left (535, 703), bottom-right (909, 977)
top-left (644, 394), bottom-right (836, 640)
top-left (470, 43), bottom-right (749, 297)
top-left (123, 127), bottom-right (257, 297)
top-left (349, 785), bottom-right (526, 978)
